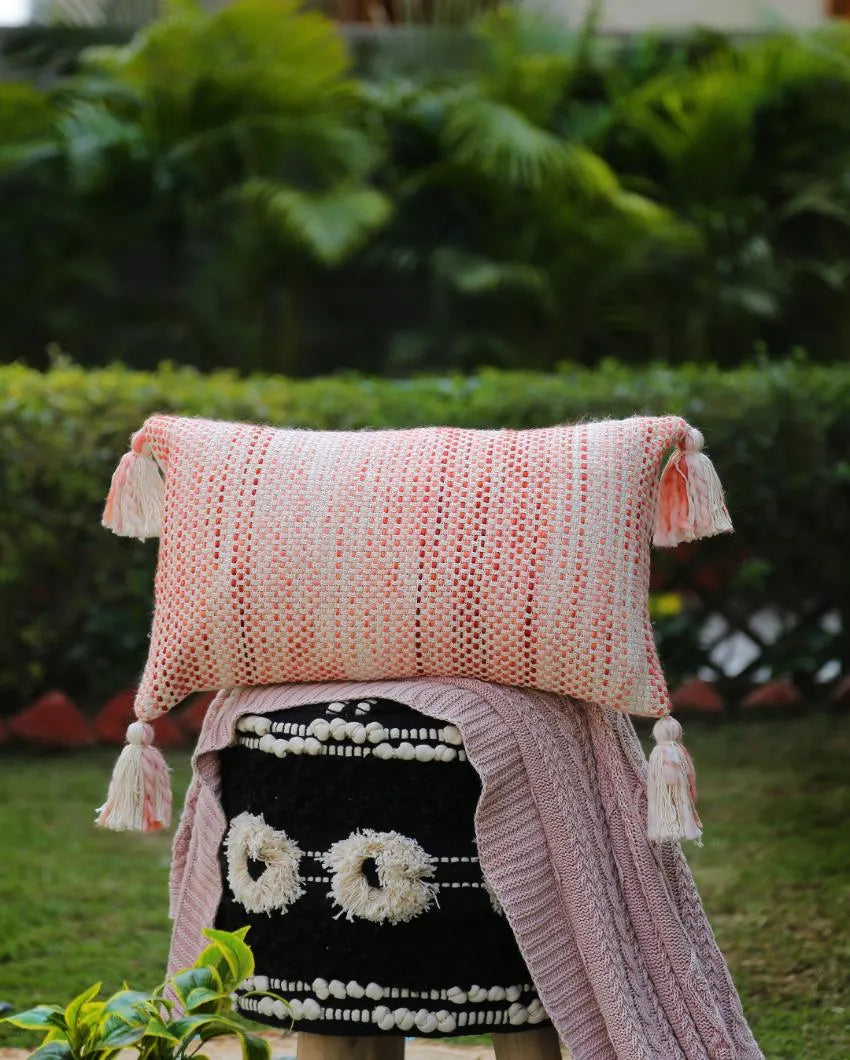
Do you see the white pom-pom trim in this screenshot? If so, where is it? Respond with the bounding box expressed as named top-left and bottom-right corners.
top-left (236, 986), bottom-right (543, 1032)
top-left (235, 979), bottom-right (542, 1030)
top-left (236, 715), bottom-right (466, 763)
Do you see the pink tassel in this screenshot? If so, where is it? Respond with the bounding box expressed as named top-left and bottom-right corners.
top-left (102, 430), bottom-right (164, 540)
top-left (654, 426), bottom-right (733, 547)
top-left (95, 722), bottom-right (172, 832)
top-left (647, 717), bottom-right (702, 844)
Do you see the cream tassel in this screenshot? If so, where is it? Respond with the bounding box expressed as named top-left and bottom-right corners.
top-left (647, 717), bottom-right (702, 844)
top-left (102, 430), bottom-right (164, 540)
top-left (654, 426), bottom-right (733, 547)
top-left (95, 721), bottom-right (172, 832)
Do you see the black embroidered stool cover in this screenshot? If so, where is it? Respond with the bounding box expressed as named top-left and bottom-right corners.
top-left (215, 697), bottom-right (550, 1038)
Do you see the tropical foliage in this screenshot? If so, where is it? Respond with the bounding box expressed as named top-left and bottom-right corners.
top-left (3, 4), bottom-right (850, 372)
top-left (0, 0), bottom-right (389, 374)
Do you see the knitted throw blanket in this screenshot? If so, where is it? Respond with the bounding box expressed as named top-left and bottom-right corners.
top-left (169, 679), bottom-right (762, 1060)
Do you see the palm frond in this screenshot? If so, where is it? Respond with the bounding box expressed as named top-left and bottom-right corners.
top-left (0, 140), bottom-right (63, 178)
top-left (0, 83), bottom-right (54, 142)
top-left (431, 246), bottom-right (551, 305)
top-left (57, 100), bottom-right (145, 189)
top-left (617, 29), bottom-right (850, 206)
top-left (443, 95), bottom-right (564, 188)
top-left (84, 0), bottom-right (351, 113)
top-left (617, 66), bottom-right (760, 201)
top-left (239, 179), bottom-right (393, 266)
top-left (779, 184), bottom-right (850, 227)
top-left (0, 82), bottom-right (59, 178)
top-left (164, 117), bottom-right (380, 185)
top-left (443, 94), bottom-right (617, 194)
top-left (471, 8), bottom-right (575, 127)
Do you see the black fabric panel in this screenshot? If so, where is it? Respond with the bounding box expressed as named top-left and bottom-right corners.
top-left (214, 698), bottom-right (551, 1037)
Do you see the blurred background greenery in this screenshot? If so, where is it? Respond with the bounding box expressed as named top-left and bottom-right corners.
top-left (4, 2), bottom-right (850, 374)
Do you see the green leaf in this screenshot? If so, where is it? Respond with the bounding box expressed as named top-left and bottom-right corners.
top-left (443, 95), bottom-right (618, 194)
top-left (99, 1016), bottom-right (148, 1049)
top-left (56, 102), bottom-right (145, 193)
top-left (96, 991), bottom-right (155, 1048)
top-left (239, 1032), bottom-right (272, 1060)
top-left (102, 989), bottom-right (156, 1018)
top-left (65, 982), bottom-right (102, 1030)
top-left (239, 180), bottom-right (392, 266)
top-left (184, 1014), bottom-right (256, 1042)
top-left (141, 1018), bottom-right (180, 1043)
top-left (169, 1013), bottom-right (225, 1045)
top-left (432, 247), bottom-right (552, 304)
top-left (196, 928), bottom-right (254, 986)
top-left (164, 117), bottom-right (379, 187)
top-left (30, 1044), bottom-right (73, 1060)
top-left (170, 966), bottom-right (223, 1010)
top-left (0, 82), bottom-right (54, 142)
top-left (3, 1005), bottom-right (65, 1032)
top-left (0, 140), bottom-right (63, 177)
top-left (184, 987), bottom-right (228, 1010)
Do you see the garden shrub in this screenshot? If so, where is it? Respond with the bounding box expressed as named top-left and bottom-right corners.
top-left (1, 358), bottom-right (848, 713)
top-left (4, 7), bottom-right (850, 374)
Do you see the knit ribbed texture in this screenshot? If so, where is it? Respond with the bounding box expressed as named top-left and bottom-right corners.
top-left (128, 414), bottom-right (704, 720)
top-left (169, 679), bottom-right (762, 1060)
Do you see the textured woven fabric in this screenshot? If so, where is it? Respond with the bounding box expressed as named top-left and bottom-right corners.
top-left (169, 679), bottom-right (763, 1060)
top-left (215, 698), bottom-right (551, 1037)
top-left (124, 414), bottom-right (708, 720)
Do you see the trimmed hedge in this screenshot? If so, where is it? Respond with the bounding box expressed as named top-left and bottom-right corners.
top-left (2, 358), bottom-right (848, 712)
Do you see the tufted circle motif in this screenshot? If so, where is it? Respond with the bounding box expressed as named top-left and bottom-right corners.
top-left (225, 811), bottom-right (305, 915)
top-left (320, 829), bottom-right (437, 925)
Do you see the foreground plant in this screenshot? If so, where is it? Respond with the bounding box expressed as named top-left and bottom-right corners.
top-left (2, 928), bottom-right (274, 1060)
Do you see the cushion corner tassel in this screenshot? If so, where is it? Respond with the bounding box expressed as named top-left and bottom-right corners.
top-left (647, 716), bottom-right (702, 845)
top-left (653, 424), bottom-right (734, 547)
top-left (101, 427), bottom-right (164, 540)
top-left (95, 721), bottom-right (172, 833)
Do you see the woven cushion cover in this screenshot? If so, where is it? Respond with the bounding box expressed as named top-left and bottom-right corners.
top-left (121, 413), bottom-right (697, 720)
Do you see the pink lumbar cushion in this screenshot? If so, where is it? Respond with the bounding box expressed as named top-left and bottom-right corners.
top-left (102, 413), bottom-right (731, 722)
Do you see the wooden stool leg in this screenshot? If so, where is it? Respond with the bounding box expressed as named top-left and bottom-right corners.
top-left (493, 1026), bottom-right (562, 1060)
top-left (297, 1032), bottom-right (405, 1060)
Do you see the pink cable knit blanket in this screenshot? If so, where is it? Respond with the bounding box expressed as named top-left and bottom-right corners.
top-left (168, 679), bottom-right (762, 1060)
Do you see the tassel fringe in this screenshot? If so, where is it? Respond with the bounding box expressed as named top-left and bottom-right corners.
top-left (654, 426), bottom-right (733, 547)
top-left (102, 430), bottom-right (164, 540)
top-left (647, 717), bottom-right (702, 845)
top-left (95, 721), bottom-right (172, 832)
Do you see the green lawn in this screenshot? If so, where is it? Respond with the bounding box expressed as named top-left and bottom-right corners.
top-left (671, 713), bottom-right (850, 1059)
top-left (1, 715), bottom-right (848, 1059)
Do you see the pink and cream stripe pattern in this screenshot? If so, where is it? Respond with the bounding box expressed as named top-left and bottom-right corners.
top-left (105, 414), bottom-right (731, 722)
